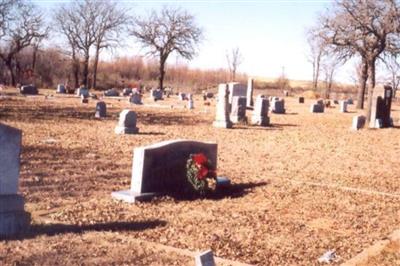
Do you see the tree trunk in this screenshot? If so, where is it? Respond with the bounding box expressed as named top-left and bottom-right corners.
top-left (314, 52), bottom-right (321, 90)
top-left (72, 52), bottom-right (80, 89)
top-left (6, 59), bottom-right (16, 86)
top-left (356, 58), bottom-right (368, 109)
top-left (92, 44), bottom-right (100, 89)
top-left (159, 56), bottom-right (166, 91)
top-left (366, 58), bottom-right (376, 122)
top-left (82, 52), bottom-right (90, 88)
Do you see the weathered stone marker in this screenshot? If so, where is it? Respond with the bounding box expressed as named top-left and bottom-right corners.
top-left (213, 84), bottom-right (233, 128)
top-left (339, 100), bottom-right (348, 113)
top-left (246, 78), bottom-right (254, 108)
top-left (369, 85), bottom-right (393, 128)
top-left (252, 95), bottom-right (270, 126)
top-left (228, 82), bottom-right (247, 104)
top-left (299, 97), bottom-right (304, 103)
top-left (195, 250), bottom-right (216, 266)
top-left (20, 84), bottom-right (38, 95)
top-left (150, 89), bottom-right (163, 101)
top-left (270, 98), bottom-right (285, 114)
top-left (187, 94), bottom-right (194, 109)
top-left (230, 96), bottom-right (247, 123)
top-left (352, 115), bottom-right (366, 130)
top-left (115, 110), bottom-right (139, 134)
top-left (56, 84), bottom-right (66, 94)
top-left (95, 101), bottom-right (106, 118)
top-left (179, 92), bottom-right (186, 101)
top-left (129, 93), bottom-right (142, 105)
top-left (0, 123), bottom-right (30, 237)
top-left (310, 101), bottom-right (324, 113)
top-left (104, 88), bottom-right (119, 97)
top-left (111, 140), bottom-right (218, 202)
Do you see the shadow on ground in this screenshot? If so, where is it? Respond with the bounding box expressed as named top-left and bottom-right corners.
top-left (1, 220), bottom-right (167, 241)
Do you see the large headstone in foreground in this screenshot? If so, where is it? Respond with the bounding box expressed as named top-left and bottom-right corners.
top-left (230, 96), bottom-right (247, 123)
top-left (369, 85), bottom-right (393, 128)
top-left (213, 84), bottom-right (233, 128)
top-left (115, 110), bottom-right (139, 134)
top-left (0, 123), bottom-right (30, 237)
top-left (111, 140), bottom-right (217, 202)
top-left (251, 95), bottom-right (269, 126)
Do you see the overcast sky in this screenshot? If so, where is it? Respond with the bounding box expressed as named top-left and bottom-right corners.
top-left (33, 0), bottom-right (390, 84)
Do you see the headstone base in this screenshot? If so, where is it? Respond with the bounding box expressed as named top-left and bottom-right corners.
top-left (251, 116), bottom-right (270, 126)
top-left (111, 190), bottom-right (157, 203)
top-left (0, 195), bottom-right (30, 238)
top-left (230, 116), bottom-right (247, 124)
top-left (114, 126), bottom-right (139, 134)
top-left (212, 120), bottom-right (233, 128)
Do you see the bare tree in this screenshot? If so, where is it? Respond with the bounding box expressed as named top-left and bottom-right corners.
top-left (130, 7), bottom-right (203, 91)
top-left (321, 55), bottom-right (342, 98)
top-left (306, 29), bottom-right (326, 90)
top-left (383, 55), bottom-right (400, 97)
top-left (226, 47), bottom-right (243, 81)
top-left (0, 0), bottom-right (17, 39)
top-left (92, 2), bottom-right (130, 89)
top-left (315, 0), bottom-right (400, 121)
top-left (0, 1), bottom-right (47, 86)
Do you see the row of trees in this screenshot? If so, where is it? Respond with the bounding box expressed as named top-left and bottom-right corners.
top-left (308, 0), bottom-right (400, 121)
top-left (0, 0), bottom-right (204, 92)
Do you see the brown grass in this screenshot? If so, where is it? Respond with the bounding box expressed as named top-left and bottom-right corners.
top-left (0, 88), bottom-right (399, 265)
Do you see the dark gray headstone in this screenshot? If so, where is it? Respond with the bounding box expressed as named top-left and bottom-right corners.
top-left (104, 88), bottom-right (119, 97)
top-left (20, 85), bottom-right (38, 95)
top-left (299, 97), bottom-right (304, 103)
top-left (230, 96), bottom-right (247, 123)
top-left (369, 85), bottom-right (393, 128)
top-left (95, 101), bottom-right (106, 118)
top-left (115, 110), bottom-right (139, 134)
top-left (195, 250), bottom-right (216, 266)
top-left (112, 140), bottom-right (217, 202)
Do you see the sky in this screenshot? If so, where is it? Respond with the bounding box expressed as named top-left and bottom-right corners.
top-left (32, 0), bottom-right (366, 83)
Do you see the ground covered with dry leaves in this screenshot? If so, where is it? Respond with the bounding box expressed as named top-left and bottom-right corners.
top-left (0, 88), bottom-right (399, 265)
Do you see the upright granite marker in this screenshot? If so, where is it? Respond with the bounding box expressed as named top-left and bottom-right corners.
top-left (95, 101), bottom-right (106, 118)
top-left (115, 110), bottom-right (139, 134)
top-left (230, 96), bottom-right (247, 123)
top-left (0, 123), bottom-right (30, 237)
top-left (252, 95), bottom-right (270, 126)
top-left (339, 100), bottom-right (348, 113)
top-left (369, 85), bottom-right (393, 128)
top-left (111, 140), bottom-right (218, 202)
top-left (228, 82), bottom-right (247, 104)
top-left (213, 84), bottom-right (233, 128)
top-left (246, 78), bottom-right (254, 108)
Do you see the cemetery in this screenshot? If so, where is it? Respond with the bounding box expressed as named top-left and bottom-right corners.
top-left (1, 0), bottom-right (400, 264)
top-left (0, 85), bottom-right (399, 265)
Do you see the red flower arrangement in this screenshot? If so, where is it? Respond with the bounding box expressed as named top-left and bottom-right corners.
top-left (186, 153), bottom-right (217, 195)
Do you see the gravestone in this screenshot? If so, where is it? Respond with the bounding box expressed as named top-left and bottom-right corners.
top-left (230, 96), bottom-right (247, 123)
top-left (122, 88), bottom-right (132, 96)
top-left (347, 98), bottom-right (354, 105)
top-left (352, 115), bottom-right (366, 130)
top-left (369, 85), bottom-right (393, 128)
top-left (95, 101), bottom-right (106, 118)
top-left (150, 89), bottom-right (163, 101)
top-left (115, 110), bottom-right (139, 134)
top-left (111, 140), bottom-right (218, 202)
top-left (246, 78), bottom-right (254, 108)
top-left (299, 97), bottom-right (304, 103)
top-left (187, 94), bottom-right (194, 109)
top-left (129, 93), bottom-right (142, 105)
top-left (0, 123), bottom-right (30, 237)
top-left (310, 102), bottom-right (324, 113)
top-left (339, 100), bottom-right (348, 113)
top-left (195, 250), bottom-right (216, 266)
top-left (81, 95), bottom-right (88, 104)
top-left (251, 95), bottom-right (269, 126)
top-left (228, 82), bottom-right (247, 103)
top-left (76, 87), bottom-right (89, 98)
top-left (56, 84), bottom-right (66, 94)
top-left (270, 98), bottom-right (285, 114)
top-left (213, 84), bottom-right (233, 128)
top-left (179, 92), bottom-right (186, 101)
top-left (283, 90), bottom-right (289, 97)
top-left (104, 88), bottom-right (119, 97)
top-left (20, 84), bottom-right (38, 95)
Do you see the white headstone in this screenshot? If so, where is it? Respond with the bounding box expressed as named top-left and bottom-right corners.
top-left (246, 78), bottom-right (254, 107)
top-left (115, 110), bottom-right (139, 134)
top-left (213, 84), bottom-right (233, 128)
top-left (252, 95), bottom-right (269, 126)
top-left (339, 100), bottom-right (348, 113)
